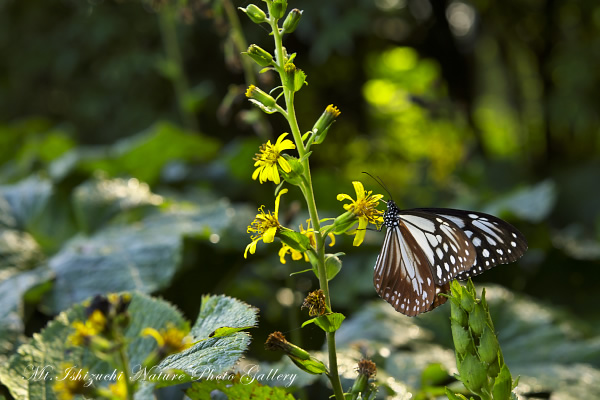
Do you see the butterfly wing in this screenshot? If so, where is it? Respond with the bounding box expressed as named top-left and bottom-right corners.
top-left (415, 208), bottom-right (528, 279)
top-left (374, 222), bottom-right (446, 316)
top-left (397, 211), bottom-right (477, 285)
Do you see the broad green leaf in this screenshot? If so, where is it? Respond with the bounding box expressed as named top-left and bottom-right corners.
top-left (485, 179), bottom-right (556, 223)
top-left (187, 379), bottom-right (295, 400)
top-left (79, 122), bottom-right (220, 185)
top-left (0, 266), bottom-right (53, 358)
top-left (43, 201), bottom-right (237, 313)
top-left (0, 229), bottom-right (44, 272)
top-left (0, 175), bottom-right (52, 231)
top-left (0, 176), bottom-right (76, 252)
top-left (0, 292), bottom-right (186, 400)
top-left (156, 295), bottom-right (258, 377)
top-left (313, 313), bottom-right (345, 333)
top-left (72, 176), bottom-right (163, 233)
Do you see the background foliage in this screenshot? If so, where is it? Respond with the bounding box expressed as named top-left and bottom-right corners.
top-left (1, 0), bottom-right (599, 398)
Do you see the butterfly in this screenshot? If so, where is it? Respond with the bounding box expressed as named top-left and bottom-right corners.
top-left (374, 199), bottom-right (528, 316)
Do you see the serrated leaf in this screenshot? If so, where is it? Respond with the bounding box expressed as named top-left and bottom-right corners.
top-left (156, 295), bottom-right (258, 377)
top-left (492, 364), bottom-right (513, 399)
top-left (187, 378), bottom-right (295, 400)
top-left (0, 292), bottom-right (186, 400)
top-left (293, 69), bottom-right (307, 92)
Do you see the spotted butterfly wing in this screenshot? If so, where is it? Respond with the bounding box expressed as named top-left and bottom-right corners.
top-left (374, 201), bottom-right (477, 316)
top-left (414, 208), bottom-right (528, 279)
top-left (374, 201), bottom-right (527, 316)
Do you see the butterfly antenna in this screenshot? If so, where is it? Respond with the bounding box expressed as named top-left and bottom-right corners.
top-left (362, 171), bottom-right (393, 201)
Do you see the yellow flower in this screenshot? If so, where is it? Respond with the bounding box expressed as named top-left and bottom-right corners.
top-left (53, 364), bottom-right (91, 400)
top-left (278, 219), bottom-right (335, 264)
top-left (108, 377), bottom-right (128, 399)
top-left (67, 308), bottom-right (110, 347)
top-left (245, 189), bottom-right (288, 258)
top-left (337, 181), bottom-right (384, 246)
top-left (252, 133), bottom-right (296, 184)
top-left (142, 324), bottom-right (192, 356)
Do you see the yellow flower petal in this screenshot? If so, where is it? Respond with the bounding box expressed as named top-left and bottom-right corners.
top-left (277, 157), bottom-right (292, 173)
top-left (351, 181), bottom-right (366, 200)
top-left (274, 188), bottom-right (288, 216)
top-left (263, 226), bottom-right (277, 243)
top-left (336, 193), bottom-right (353, 202)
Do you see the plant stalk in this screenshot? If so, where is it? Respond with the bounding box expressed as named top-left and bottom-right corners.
top-left (268, 7), bottom-right (344, 400)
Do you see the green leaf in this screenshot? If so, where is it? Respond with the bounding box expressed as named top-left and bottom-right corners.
top-left (324, 253), bottom-right (342, 281)
top-left (156, 295), bottom-right (258, 378)
top-left (313, 313), bottom-right (345, 333)
top-left (0, 266), bottom-right (53, 358)
top-left (0, 229), bottom-right (44, 272)
top-left (279, 229), bottom-right (311, 253)
top-left (293, 68), bottom-right (307, 92)
top-left (187, 378), bottom-right (295, 400)
top-left (42, 201), bottom-right (238, 313)
top-left (485, 179), bottom-right (556, 223)
top-left (445, 387), bottom-right (470, 400)
top-left (75, 121), bottom-right (220, 185)
top-left (0, 292), bottom-right (187, 400)
top-left (0, 175), bottom-right (52, 231)
top-left (492, 364), bottom-right (513, 400)
top-left (421, 363), bottom-right (450, 387)
top-left (72, 176), bottom-right (163, 233)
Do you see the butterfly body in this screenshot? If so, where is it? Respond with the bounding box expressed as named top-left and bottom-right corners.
top-left (374, 200), bottom-right (527, 316)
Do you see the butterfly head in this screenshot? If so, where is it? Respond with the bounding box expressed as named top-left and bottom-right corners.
top-left (382, 199), bottom-right (400, 229)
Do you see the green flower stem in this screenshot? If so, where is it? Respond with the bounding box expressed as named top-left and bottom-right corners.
top-left (267, 5), bottom-right (344, 400)
top-left (157, 4), bottom-right (198, 132)
top-left (117, 342), bottom-right (135, 400)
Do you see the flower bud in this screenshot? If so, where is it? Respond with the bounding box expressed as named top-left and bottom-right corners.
top-left (351, 359), bottom-right (376, 396)
top-left (265, 331), bottom-right (327, 375)
top-left (328, 210), bottom-right (357, 235)
top-left (282, 9), bottom-right (303, 34)
top-left (239, 4), bottom-right (267, 24)
top-left (312, 104), bottom-right (341, 144)
top-left (246, 84), bottom-right (277, 109)
top-left (270, 0), bottom-right (287, 20)
top-left (245, 44), bottom-right (274, 67)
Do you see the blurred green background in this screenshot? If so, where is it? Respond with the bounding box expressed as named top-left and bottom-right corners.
top-left (1, 0), bottom-right (600, 398)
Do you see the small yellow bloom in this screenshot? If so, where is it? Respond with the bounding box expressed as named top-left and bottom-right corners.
top-left (67, 307), bottom-right (111, 347)
top-left (53, 364), bottom-right (91, 400)
top-left (278, 220), bottom-right (335, 264)
top-left (252, 133), bottom-right (296, 184)
top-left (245, 189), bottom-right (288, 258)
top-left (108, 377), bottom-right (128, 399)
top-left (337, 181), bottom-right (384, 246)
top-left (142, 324), bottom-right (193, 355)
